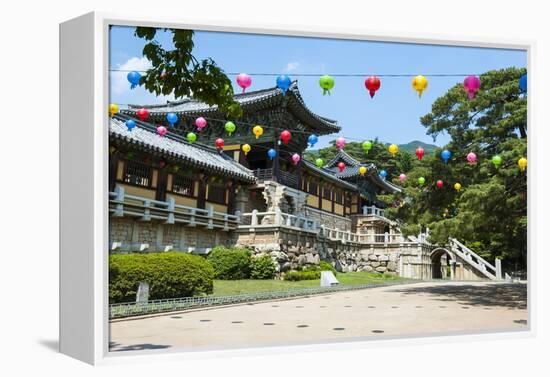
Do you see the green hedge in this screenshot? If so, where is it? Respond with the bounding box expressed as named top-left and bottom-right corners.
top-left (283, 270), bottom-right (321, 281)
top-left (109, 252), bottom-right (214, 303)
top-left (207, 246), bottom-right (252, 280)
top-left (250, 254), bottom-right (277, 279)
top-left (319, 260), bottom-right (337, 273)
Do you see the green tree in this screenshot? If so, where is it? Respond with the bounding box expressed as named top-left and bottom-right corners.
top-left (387, 67), bottom-right (527, 270)
top-left (134, 27), bottom-right (242, 117)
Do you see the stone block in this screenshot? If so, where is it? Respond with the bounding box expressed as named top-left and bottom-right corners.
top-left (387, 261), bottom-right (397, 271)
top-left (375, 266), bottom-right (387, 273)
top-left (371, 261), bottom-right (381, 268)
top-left (368, 254), bottom-right (378, 261)
top-left (379, 255), bottom-right (389, 262)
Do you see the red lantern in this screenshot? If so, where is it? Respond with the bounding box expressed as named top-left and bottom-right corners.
top-left (337, 162), bottom-right (345, 172)
top-left (364, 76), bottom-right (381, 98)
top-left (415, 146), bottom-right (425, 161)
top-left (436, 180), bottom-right (444, 188)
top-left (280, 130), bottom-right (292, 145)
top-left (136, 108), bottom-right (149, 121)
top-left (215, 138), bottom-right (225, 150)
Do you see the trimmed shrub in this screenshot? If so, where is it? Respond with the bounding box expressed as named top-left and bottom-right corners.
top-left (109, 252), bottom-right (214, 303)
top-left (319, 260), bottom-right (337, 274)
top-left (207, 246), bottom-right (252, 280)
top-left (283, 270), bottom-right (321, 281)
top-left (250, 254), bottom-right (277, 279)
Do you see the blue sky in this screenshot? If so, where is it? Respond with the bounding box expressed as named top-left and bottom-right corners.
top-left (109, 26), bottom-right (526, 148)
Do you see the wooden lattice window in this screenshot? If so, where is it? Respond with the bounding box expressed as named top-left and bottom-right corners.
top-left (308, 180), bottom-right (318, 195)
top-left (207, 182), bottom-right (227, 205)
top-left (123, 160), bottom-right (151, 188)
top-left (172, 174), bottom-right (195, 197)
top-left (323, 186), bottom-right (332, 200)
top-left (335, 190), bottom-right (343, 204)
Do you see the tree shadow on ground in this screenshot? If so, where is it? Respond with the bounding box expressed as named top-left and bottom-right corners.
top-left (389, 283), bottom-right (527, 309)
top-left (109, 341), bottom-right (171, 352)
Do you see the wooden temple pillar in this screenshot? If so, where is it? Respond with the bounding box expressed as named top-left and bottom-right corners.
top-left (197, 171), bottom-right (207, 209)
top-left (155, 163), bottom-right (168, 202)
top-left (227, 179), bottom-right (237, 214)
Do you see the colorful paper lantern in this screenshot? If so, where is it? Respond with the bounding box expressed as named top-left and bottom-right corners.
top-left (337, 162), bottom-right (346, 173)
top-left (454, 182), bottom-right (462, 192)
top-left (236, 73), bottom-right (252, 93)
top-left (225, 121), bottom-right (236, 136)
top-left (315, 158), bottom-right (324, 168)
top-left (379, 170), bottom-right (387, 179)
top-left (436, 180), bottom-right (444, 188)
top-left (136, 108), bottom-right (149, 121)
top-left (125, 119), bottom-right (136, 131)
top-left (166, 112), bottom-right (178, 127)
top-left (291, 153), bottom-right (301, 165)
top-left (466, 152), bottom-right (477, 164)
top-left (519, 74), bottom-right (527, 94)
top-left (415, 146), bottom-right (425, 161)
top-left (359, 166), bottom-right (367, 176)
top-left (335, 137), bottom-right (346, 150)
top-left (364, 76), bottom-right (381, 98)
top-left (267, 148), bottom-right (277, 160)
top-left (441, 149), bottom-right (451, 163)
top-left (195, 117), bottom-right (207, 131)
top-left (388, 144), bottom-right (399, 157)
top-left (215, 138), bottom-right (225, 150)
top-left (308, 134), bottom-right (319, 147)
top-left (127, 71), bottom-right (141, 89)
top-left (362, 140), bottom-right (373, 154)
top-left (463, 75), bottom-right (481, 99)
top-left (492, 155), bottom-right (502, 168)
top-left (399, 173), bottom-right (407, 183)
top-left (518, 157), bottom-right (527, 171)
top-left (109, 103), bottom-right (119, 117)
top-left (156, 125), bottom-right (167, 137)
top-left (418, 177), bottom-right (426, 186)
top-left (242, 144), bottom-right (251, 155)
top-left (276, 75), bottom-right (292, 95)
top-left (253, 125), bottom-right (264, 139)
top-left (187, 132), bottom-right (197, 143)
top-left (280, 130), bottom-right (292, 145)
top-left (412, 75), bottom-right (428, 97)
top-left (319, 75), bottom-right (335, 95)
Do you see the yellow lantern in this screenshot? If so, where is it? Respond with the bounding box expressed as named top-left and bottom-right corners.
top-left (412, 75), bottom-right (428, 98)
top-left (454, 182), bottom-right (462, 192)
top-left (359, 166), bottom-right (367, 176)
top-left (109, 103), bottom-right (119, 117)
top-left (242, 144), bottom-right (251, 156)
top-left (388, 144), bottom-right (399, 157)
top-left (252, 125), bottom-right (264, 139)
top-left (518, 157), bottom-right (527, 171)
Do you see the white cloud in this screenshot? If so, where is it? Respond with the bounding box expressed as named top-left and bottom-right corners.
top-left (284, 62), bottom-right (300, 72)
top-left (110, 56), bottom-right (152, 95)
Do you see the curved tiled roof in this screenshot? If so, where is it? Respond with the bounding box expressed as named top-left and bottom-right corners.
top-left (325, 149), bottom-right (363, 168)
top-left (301, 159), bottom-right (359, 191)
top-left (109, 115), bottom-right (256, 183)
top-left (123, 81), bottom-right (340, 135)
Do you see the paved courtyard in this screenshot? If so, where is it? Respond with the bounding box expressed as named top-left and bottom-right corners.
top-left (109, 281), bottom-right (528, 352)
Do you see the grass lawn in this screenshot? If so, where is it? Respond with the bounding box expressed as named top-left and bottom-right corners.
top-left (211, 272), bottom-right (404, 296)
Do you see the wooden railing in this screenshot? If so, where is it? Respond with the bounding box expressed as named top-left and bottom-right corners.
top-left (109, 186), bottom-right (239, 231)
top-left (319, 226), bottom-right (409, 245)
top-left (252, 168), bottom-right (300, 189)
top-left (362, 205), bottom-right (386, 218)
top-left (238, 208), bottom-right (319, 232)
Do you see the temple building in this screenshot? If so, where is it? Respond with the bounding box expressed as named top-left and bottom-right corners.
top-left (110, 82), bottom-right (499, 280)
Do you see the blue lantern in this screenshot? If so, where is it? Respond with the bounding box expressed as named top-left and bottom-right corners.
top-left (267, 148), bottom-right (277, 160)
top-left (166, 112), bottom-right (178, 127)
top-left (308, 134), bottom-right (319, 147)
top-left (519, 74), bottom-right (527, 94)
top-left (125, 119), bottom-right (136, 131)
top-left (379, 170), bottom-right (387, 179)
top-left (127, 71), bottom-right (141, 89)
top-left (441, 149), bottom-right (452, 163)
top-left (276, 75), bottom-right (292, 95)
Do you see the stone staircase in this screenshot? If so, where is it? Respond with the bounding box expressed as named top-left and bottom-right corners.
top-left (448, 238), bottom-right (503, 280)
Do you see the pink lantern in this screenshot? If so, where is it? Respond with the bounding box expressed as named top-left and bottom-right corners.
top-left (291, 153), bottom-right (301, 165)
top-left (466, 152), bottom-right (477, 164)
top-left (463, 76), bottom-right (481, 99)
top-left (195, 117), bottom-right (207, 131)
top-left (337, 162), bottom-right (345, 172)
top-left (436, 180), bottom-right (444, 188)
top-left (399, 173), bottom-right (407, 183)
top-left (236, 73), bottom-right (252, 93)
top-left (335, 137), bottom-right (346, 150)
top-left (157, 125), bottom-right (168, 137)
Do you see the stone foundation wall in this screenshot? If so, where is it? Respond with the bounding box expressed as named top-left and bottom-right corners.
top-left (304, 207), bottom-right (352, 231)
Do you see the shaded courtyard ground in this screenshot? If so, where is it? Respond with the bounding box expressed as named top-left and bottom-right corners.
top-left (109, 281), bottom-right (528, 353)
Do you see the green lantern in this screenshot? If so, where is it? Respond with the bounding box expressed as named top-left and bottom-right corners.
top-left (315, 158), bottom-right (324, 168)
top-left (319, 75), bottom-right (335, 95)
top-left (492, 155), bottom-right (502, 168)
top-left (187, 132), bottom-right (197, 143)
top-left (418, 176), bottom-right (426, 186)
top-left (362, 140), bottom-right (373, 154)
top-left (225, 121), bottom-right (236, 136)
